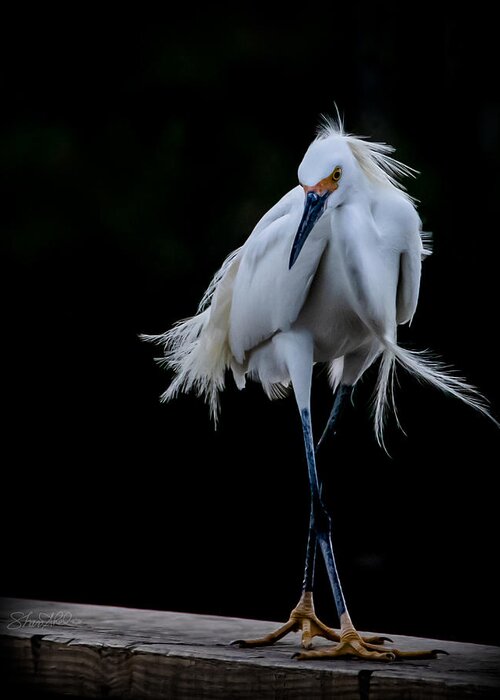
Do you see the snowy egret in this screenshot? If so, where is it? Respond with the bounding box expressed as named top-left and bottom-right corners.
top-left (143, 116), bottom-right (493, 661)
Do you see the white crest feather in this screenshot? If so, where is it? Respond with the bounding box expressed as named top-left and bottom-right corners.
top-left (317, 115), bottom-right (418, 200)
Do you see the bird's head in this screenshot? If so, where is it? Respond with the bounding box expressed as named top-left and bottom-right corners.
top-left (289, 135), bottom-right (357, 268)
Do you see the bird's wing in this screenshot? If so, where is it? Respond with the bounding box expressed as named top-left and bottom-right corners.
top-left (396, 226), bottom-right (426, 325)
top-left (229, 185), bottom-right (329, 362)
top-left (368, 190), bottom-right (425, 327)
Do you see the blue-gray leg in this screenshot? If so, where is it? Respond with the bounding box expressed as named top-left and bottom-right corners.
top-left (233, 385), bottom-right (359, 650)
top-left (295, 393), bottom-right (446, 661)
top-left (316, 383), bottom-right (350, 452)
top-left (302, 384), bottom-right (350, 594)
top-left (233, 349), bottom-right (447, 660)
top-left (300, 405), bottom-right (348, 618)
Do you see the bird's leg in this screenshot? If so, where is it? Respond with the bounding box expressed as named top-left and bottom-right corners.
top-left (294, 389), bottom-right (447, 662)
top-left (301, 383), bottom-right (351, 599)
top-left (292, 386), bottom-right (390, 649)
top-left (286, 342), bottom-right (446, 662)
top-left (234, 327), bottom-right (445, 662)
top-left (232, 386), bottom-right (349, 650)
top-left (230, 495), bottom-right (339, 650)
top-left (294, 405), bottom-right (445, 662)
top-left (232, 384), bottom-right (386, 651)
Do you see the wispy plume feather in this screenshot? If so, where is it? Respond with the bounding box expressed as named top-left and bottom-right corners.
top-left (317, 114), bottom-right (418, 199)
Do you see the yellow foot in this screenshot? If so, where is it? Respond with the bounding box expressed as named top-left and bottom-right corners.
top-left (231, 593), bottom-right (391, 650)
top-left (294, 613), bottom-right (448, 662)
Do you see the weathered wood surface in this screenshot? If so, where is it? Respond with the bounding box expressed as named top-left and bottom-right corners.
top-left (1, 598), bottom-right (499, 699)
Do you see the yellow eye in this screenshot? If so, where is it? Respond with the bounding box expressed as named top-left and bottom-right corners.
top-left (331, 166), bottom-right (342, 182)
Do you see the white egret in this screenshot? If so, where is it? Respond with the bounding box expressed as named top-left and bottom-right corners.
top-left (143, 116), bottom-right (493, 661)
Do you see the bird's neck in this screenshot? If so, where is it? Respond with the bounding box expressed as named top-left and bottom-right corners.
top-left (341, 172), bottom-right (373, 211)
top-left (339, 186), bottom-right (372, 216)
top-left (331, 193), bottom-right (378, 246)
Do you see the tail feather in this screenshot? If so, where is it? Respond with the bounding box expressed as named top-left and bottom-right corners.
top-left (141, 309), bottom-right (230, 422)
top-left (141, 249), bottom-right (241, 422)
top-left (374, 340), bottom-right (497, 447)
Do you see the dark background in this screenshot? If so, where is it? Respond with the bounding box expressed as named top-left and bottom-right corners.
top-left (4, 10), bottom-right (499, 646)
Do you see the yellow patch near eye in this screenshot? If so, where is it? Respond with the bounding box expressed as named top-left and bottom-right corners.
top-left (332, 167), bottom-right (342, 182)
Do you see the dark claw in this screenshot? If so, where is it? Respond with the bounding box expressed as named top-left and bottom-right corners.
top-left (432, 649), bottom-right (449, 656)
top-left (374, 636), bottom-right (393, 644)
top-left (230, 639), bottom-right (247, 647)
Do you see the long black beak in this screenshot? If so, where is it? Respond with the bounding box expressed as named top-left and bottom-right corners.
top-left (289, 191), bottom-right (330, 269)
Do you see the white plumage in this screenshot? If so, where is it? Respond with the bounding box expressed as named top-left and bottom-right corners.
top-left (143, 116), bottom-right (498, 662)
top-left (144, 117), bottom-right (490, 443)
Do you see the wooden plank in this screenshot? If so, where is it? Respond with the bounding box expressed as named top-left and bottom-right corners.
top-left (1, 598), bottom-right (499, 698)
